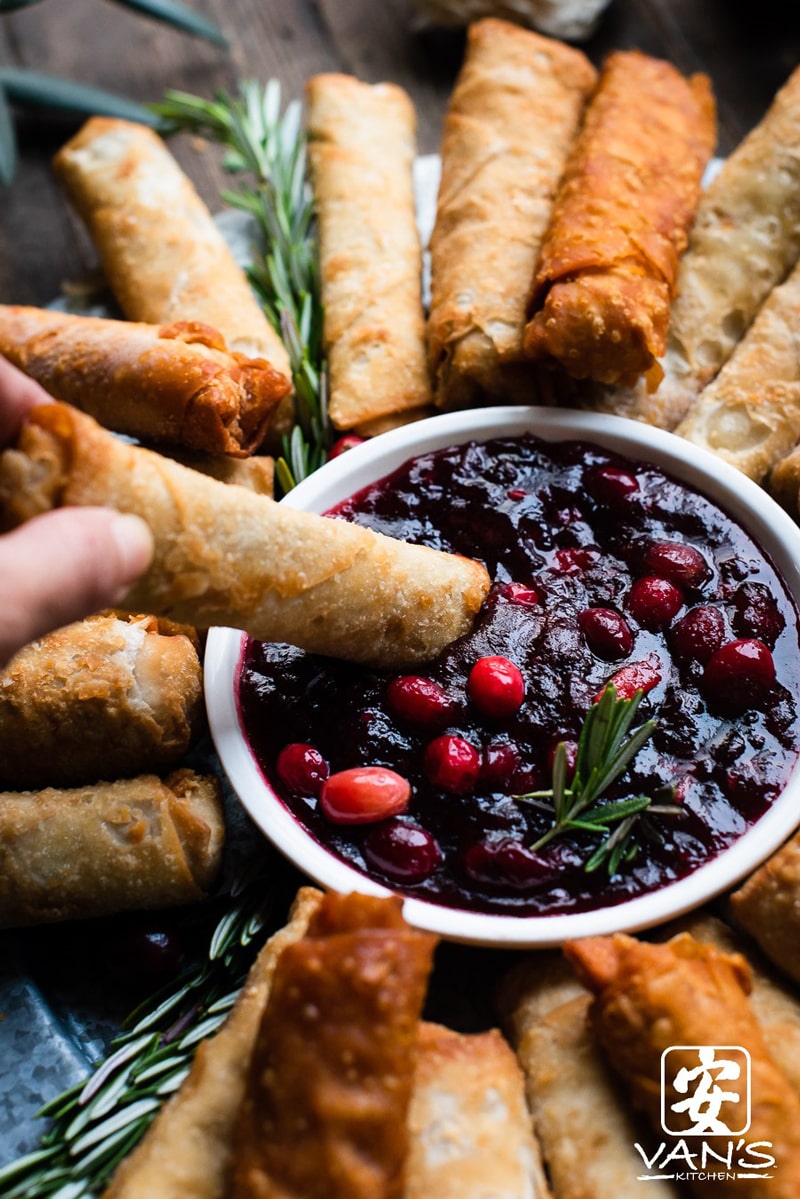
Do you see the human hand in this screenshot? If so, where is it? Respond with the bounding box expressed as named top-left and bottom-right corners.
top-left (0, 356), bottom-right (154, 667)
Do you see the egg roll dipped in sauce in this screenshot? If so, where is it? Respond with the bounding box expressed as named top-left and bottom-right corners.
top-left (524, 50), bottom-right (716, 387)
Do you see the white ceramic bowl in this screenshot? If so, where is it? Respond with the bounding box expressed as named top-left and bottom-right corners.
top-left (205, 406), bottom-right (800, 947)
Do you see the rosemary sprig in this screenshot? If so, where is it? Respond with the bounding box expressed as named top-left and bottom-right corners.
top-left (517, 685), bottom-right (680, 875)
top-left (0, 871), bottom-right (276, 1199)
top-left (152, 80), bottom-right (330, 494)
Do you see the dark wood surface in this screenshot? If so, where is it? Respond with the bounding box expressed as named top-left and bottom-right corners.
top-left (1, 0), bottom-right (800, 309)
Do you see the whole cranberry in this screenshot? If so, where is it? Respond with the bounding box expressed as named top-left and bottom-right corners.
top-left (424, 735), bottom-right (481, 794)
top-left (479, 740), bottom-right (521, 789)
top-left (626, 575), bottom-right (683, 631)
top-left (732, 582), bottom-right (786, 648)
top-left (578, 607), bottom-right (633, 661)
top-left (586, 464), bottom-right (640, 510)
top-left (386, 675), bottom-right (455, 727)
top-left (499, 582), bottom-right (540, 606)
top-left (276, 743), bottom-right (330, 796)
top-left (670, 605), bottom-right (726, 664)
top-left (643, 541), bottom-right (711, 589)
top-left (597, 657), bottom-right (662, 702)
top-left (362, 819), bottom-right (442, 883)
top-left (547, 737), bottom-right (578, 775)
top-left (702, 639), bottom-right (776, 711)
top-left (328, 434), bottom-right (365, 458)
top-left (320, 766), bottom-right (411, 824)
top-left (107, 924), bottom-right (185, 985)
top-left (462, 836), bottom-right (556, 890)
top-left (467, 656), bottom-right (525, 719)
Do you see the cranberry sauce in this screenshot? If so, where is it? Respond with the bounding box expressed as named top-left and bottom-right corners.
top-left (238, 435), bottom-right (800, 916)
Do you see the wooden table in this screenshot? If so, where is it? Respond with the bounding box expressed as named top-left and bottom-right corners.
top-left (2, 0), bottom-right (800, 309)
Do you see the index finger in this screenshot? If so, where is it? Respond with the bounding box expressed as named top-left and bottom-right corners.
top-left (0, 355), bottom-right (53, 445)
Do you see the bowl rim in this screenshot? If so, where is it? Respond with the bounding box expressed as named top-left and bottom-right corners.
top-left (205, 405), bottom-right (800, 947)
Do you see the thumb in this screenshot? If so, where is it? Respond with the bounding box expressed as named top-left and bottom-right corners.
top-left (0, 507), bottom-right (154, 667)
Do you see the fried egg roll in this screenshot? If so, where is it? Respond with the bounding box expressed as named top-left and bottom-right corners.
top-left (565, 932), bottom-right (800, 1197)
top-left (157, 448), bottom-right (274, 496)
top-left (102, 887), bottom-right (324, 1199)
top-left (53, 117), bottom-right (291, 379)
top-left (0, 613), bottom-right (202, 789)
top-left (230, 892), bottom-right (437, 1199)
top-left (405, 1022), bottom-right (551, 1199)
top-left (427, 19), bottom-right (597, 409)
top-left (306, 74), bottom-right (431, 431)
top-left (729, 831), bottom-right (800, 987)
top-left (524, 50), bottom-right (716, 387)
top-left (589, 64), bottom-right (800, 428)
top-left (0, 403), bottom-right (490, 669)
top-left (675, 258), bottom-right (800, 480)
top-left (0, 769), bottom-right (224, 927)
top-left (0, 306), bottom-right (290, 458)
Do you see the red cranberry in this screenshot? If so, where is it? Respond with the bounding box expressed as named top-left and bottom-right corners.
top-left (362, 819), bottom-right (442, 883)
top-left (319, 766), bottom-right (410, 824)
top-left (462, 837), bottom-right (556, 890)
top-left (276, 743), bottom-right (330, 796)
top-left (108, 924), bottom-right (185, 984)
top-left (732, 582), bottom-right (786, 648)
top-left (670, 606), bottom-right (726, 663)
top-left (329, 434), bottom-right (365, 458)
top-left (702, 639), bottom-right (776, 712)
top-left (424, 735), bottom-right (481, 794)
top-left (386, 675), bottom-right (455, 727)
top-left (643, 541), bottom-right (710, 589)
top-left (626, 575), bottom-right (683, 630)
top-left (499, 582), bottom-right (539, 606)
top-left (578, 608), bottom-right (633, 661)
top-left (479, 740), bottom-right (521, 788)
top-left (547, 737), bottom-right (578, 775)
top-left (587, 464), bottom-right (640, 509)
top-left (597, 657), bottom-right (662, 702)
top-left (507, 488), bottom-right (527, 500)
top-left (552, 546), bottom-right (598, 574)
top-left (467, 656), bottom-right (525, 719)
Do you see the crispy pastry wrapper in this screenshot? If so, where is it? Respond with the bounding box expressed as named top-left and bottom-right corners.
top-left (427, 19), bottom-right (597, 409)
top-left (0, 768), bottom-right (224, 927)
top-left (565, 932), bottom-right (800, 1197)
top-left (0, 613), bottom-right (202, 789)
top-left (306, 74), bottom-right (431, 431)
top-left (589, 63), bottom-right (800, 428)
top-left (405, 1021), bottom-right (552, 1199)
top-left (53, 117), bottom-right (291, 378)
top-left (524, 50), bottom-right (716, 386)
top-left (0, 306), bottom-right (290, 457)
top-left (230, 892), bottom-right (437, 1199)
top-left (729, 831), bottom-right (800, 988)
top-left (157, 447), bottom-right (274, 496)
top-left (102, 887), bottom-right (324, 1199)
top-left (675, 258), bottom-right (800, 480)
top-left (0, 403), bottom-right (490, 669)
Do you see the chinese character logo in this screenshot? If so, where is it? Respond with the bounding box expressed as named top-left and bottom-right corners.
top-left (661, 1046), bottom-right (751, 1136)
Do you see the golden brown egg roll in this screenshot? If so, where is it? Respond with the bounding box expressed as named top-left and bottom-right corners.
top-left (427, 19), bottom-right (597, 410)
top-left (675, 258), bottom-right (800, 480)
top-left (156, 447), bottom-right (274, 495)
top-left (0, 403), bottom-right (490, 669)
top-left (0, 769), bottom-right (224, 927)
top-left (230, 892), bottom-right (437, 1199)
top-left (589, 64), bottom-right (800, 429)
top-left (102, 887), bottom-right (324, 1199)
top-left (729, 831), bottom-right (800, 988)
top-left (565, 932), bottom-right (800, 1197)
top-left (306, 74), bottom-right (432, 431)
top-left (0, 306), bottom-right (290, 458)
top-left (524, 50), bottom-right (716, 387)
top-left (405, 1021), bottom-right (552, 1199)
top-left (52, 117), bottom-right (291, 378)
top-left (0, 612), bottom-right (202, 789)
top-left (768, 442), bottom-right (800, 515)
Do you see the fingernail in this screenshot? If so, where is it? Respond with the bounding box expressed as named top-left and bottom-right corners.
top-left (111, 514), bottom-right (155, 581)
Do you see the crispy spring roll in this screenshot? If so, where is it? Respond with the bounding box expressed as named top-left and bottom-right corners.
top-left (0, 403), bottom-right (490, 669)
top-left (565, 932), bottom-right (800, 1197)
top-left (675, 258), bottom-right (800, 480)
top-left (729, 830), bottom-right (800, 987)
top-left (0, 613), bottom-right (202, 789)
top-left (589, 64), bottom-right (800, 428)
top-left (53, 117), bottom-right (291, 379)
top-left (524, 50), bottom-right (716, 387)
top-left (102, 887), bottom-right (324, 1199)
top-left (157, 448), bottom-right (274, 496)
top-left (306, 74), bottom-right (431, 431)
top-left (230, 892), bottom-right (437, 1199)
top-left (427, 19), bottom-right (597, 410)
top-left (405, 1022), bottom-right (552, 1199)
top-left (0, 769), bottom-right (224, 927)
top-left (0, 306), bottom-right (290, 458)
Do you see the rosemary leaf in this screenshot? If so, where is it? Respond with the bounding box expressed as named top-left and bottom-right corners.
top-left (0, 68), bottom-right (160, 126)
top-left (108, 0), bottom-right (228, 47)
